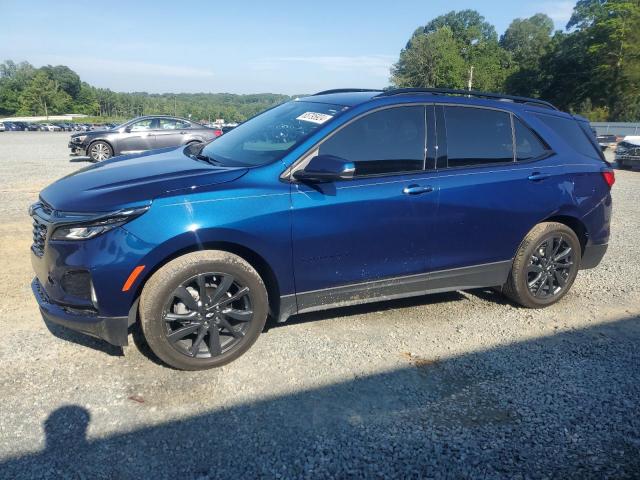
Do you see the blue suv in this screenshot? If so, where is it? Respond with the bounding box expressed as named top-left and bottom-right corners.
top-left (30, 88), bottom-right (614, 370)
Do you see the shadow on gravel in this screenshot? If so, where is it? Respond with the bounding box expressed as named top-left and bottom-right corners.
top-left (44, 320), bottom-right (124, 357)
top-left (3, 315), bottom-right (639, 479)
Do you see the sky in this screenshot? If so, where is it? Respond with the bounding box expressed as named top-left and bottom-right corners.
top-left (0, 0), bottom-right (576, 95)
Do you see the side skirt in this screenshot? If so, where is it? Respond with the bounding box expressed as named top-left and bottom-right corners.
top-left (277, 260), bottom-right (512, 322)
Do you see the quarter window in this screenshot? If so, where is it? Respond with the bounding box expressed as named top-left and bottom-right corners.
top-left (514, 117), bottom-right (548, 161)
top-left (318, 106), bottom-right (426, 176)
top-left (444, 107), bottom-right (513, 167)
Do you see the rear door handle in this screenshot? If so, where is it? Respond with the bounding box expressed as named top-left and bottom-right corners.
top-left (528, 172), bottom-right (551, 181)
top-left (403, 184), bottom-right (434, 195)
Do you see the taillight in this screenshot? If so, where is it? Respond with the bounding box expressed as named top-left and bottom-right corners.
top-left (214, 129), bottom-right (222, 137)
top-left (601, 169), bottom-right (615, 189)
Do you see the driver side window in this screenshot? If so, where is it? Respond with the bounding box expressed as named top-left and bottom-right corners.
top-left (130, 119), bottom-right (154, 132)
top-left (318, 106), bottom-right (426, 177)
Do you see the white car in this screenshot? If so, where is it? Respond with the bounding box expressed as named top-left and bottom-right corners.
top-left (40, 123), bottom-right (62, 132)
top-left (0, 122), bottom-right (5, 132)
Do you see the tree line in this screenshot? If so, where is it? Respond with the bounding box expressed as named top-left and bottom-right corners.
top-left (1, 0), bottom-right (638, 122)
top-left (0, 61), bottom-right (291, 122)
top-left (392, 0), bottom-right (640, 121)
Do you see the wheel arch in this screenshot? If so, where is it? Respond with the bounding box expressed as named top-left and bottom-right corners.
top-left (129, 240), bottom-right (282, 324)
top-left (541, 214), bottom-right (589, 255)
top-left (87, 138), bottom-right (115, 156)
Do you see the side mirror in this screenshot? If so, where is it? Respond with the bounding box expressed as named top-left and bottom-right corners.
top-left (292, 154), bottom-right (355, 183)
top-left (123, 126), bottom-right (132, 133)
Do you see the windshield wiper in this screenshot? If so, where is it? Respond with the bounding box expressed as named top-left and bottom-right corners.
top-left (194, 153), bottom-right (222, 165)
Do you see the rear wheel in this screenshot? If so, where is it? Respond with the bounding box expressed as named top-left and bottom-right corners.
top-left (88, 141), bottom-right (112, 162)
top-left (139, 251), bottom-right (268, 370)
top-left (503, 222), bottom-right (581, 308)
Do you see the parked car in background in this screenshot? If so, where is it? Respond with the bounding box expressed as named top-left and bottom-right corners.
top-left (221, 123), bottom-right (238, 134)
top-left (69, 115), bottom-right (220, 161)
top-left (54, 122), bottom-right (74, 131)
top-left (615, 136), bottom-right (640, 169)
top-left (3, 121), bottom-right (23, 131)
top-left (33, 88), bottom-right (614, 370)
top-left (40, 123), bottom-right (62, 132)
top-left (14, 121), bottom-right (29, 131)
top-left (597, 134), bottom-right (618, 151)
top-left (0, 122), bottom-right (5, 132)
top-left (25, 123), bottom-right (41, 131)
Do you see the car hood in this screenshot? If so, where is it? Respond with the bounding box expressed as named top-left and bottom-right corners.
top-left (622, 136), bottom-right (640, 147)
top-left (72, 129), bottom-right (109, 137)
top-left (40, 147), bottom-right (248, 212)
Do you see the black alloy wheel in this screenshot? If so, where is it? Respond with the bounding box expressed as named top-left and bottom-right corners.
top-left (503, 222), bottom-right (581, 308)
top-left (526, 235), bottom-right (575, 299)
top-left (163, 272), bottom-right (253, 358)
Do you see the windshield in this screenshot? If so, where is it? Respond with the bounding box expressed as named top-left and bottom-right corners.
top-left (200, 100), bottom-right (346, 166)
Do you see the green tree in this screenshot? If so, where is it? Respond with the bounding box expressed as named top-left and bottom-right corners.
top-left (391, 27), bottom-right (467, 88)
top-left (41, 65), bottom-right (81, 99)
top-left (572, 0), bottom-right (640, 119)
top-left (0, 60), bottom-right (36, 115)
top-left (501, 14), bottom-right (555, 97)
top-left (18, 71), bottom-right (72, 116)
top-left (392, 10), bottom-right (512, 91)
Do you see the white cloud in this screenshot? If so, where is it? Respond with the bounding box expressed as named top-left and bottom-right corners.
top-left (535, 1), bottom-right (575, 29)
top-left (254, 55), bottom-right (396, 78)
top-left (34, 55), bottom-right (215, 79)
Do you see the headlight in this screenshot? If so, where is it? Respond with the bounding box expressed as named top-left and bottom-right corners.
top-left (73, 135), bottom-right (86, 143)
top-left (51, 206), bottom-right (149, 241)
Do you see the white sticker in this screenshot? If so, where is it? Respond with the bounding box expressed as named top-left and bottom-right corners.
top-left (296, 112), bottom-right (333, 124)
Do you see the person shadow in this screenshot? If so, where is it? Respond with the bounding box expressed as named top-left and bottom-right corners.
top-left (29, 406), bottom-right (94, 479)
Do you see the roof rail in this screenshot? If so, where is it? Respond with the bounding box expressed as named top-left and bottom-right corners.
top-left (376, 88), bottom-right (558, 110)
top-left (312, 88), bottom-right (383, 96)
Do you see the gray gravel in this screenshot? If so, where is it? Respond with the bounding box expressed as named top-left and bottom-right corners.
top-left (0, 132), bottom-right (639, 479)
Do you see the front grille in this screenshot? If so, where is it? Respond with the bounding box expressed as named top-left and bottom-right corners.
top-left (32, 217), bottom-right (47, 256)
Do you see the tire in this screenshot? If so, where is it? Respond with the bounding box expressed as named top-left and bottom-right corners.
top-left (502, 222), bottom-right (581, 308)
top-left (88, 141), bottom-right (112, 162)
top-left (139, 251), bottom-right (268, 370)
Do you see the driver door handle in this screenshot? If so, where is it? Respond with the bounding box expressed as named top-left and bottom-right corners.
top-left (403, 184), bottom-right (434, 195)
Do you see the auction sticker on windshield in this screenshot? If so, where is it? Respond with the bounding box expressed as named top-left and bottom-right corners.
top-left (296, 112), bottom-right (333, 124)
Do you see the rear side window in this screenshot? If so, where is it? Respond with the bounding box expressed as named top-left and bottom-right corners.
top-left (319, 106), bottom-right (426, 176)
top-left (444, 107), bottom-right (513, 167)
top-left (514, 117), bottom-right (548, 161)
top-left (534, 113), bottom-right (602, 160)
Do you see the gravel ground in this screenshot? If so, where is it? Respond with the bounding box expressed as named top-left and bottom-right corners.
top-left (0, 132), bottom-right (639, 479)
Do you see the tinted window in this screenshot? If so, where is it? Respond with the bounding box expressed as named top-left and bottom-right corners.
top-left (535, 113), bottom-right (602, 160)
top-left (514, 117), bottom-right (548, 161)
top-left (444, 107), bottom-right (513, 167)
top-left (318, 106), bottom-right (426, 176)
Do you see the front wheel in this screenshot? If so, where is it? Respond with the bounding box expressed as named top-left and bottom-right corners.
top-left (503, 222), bottom-right (581, 308)
top-left (139, 251), bottom-right (268, 370)
top-left (88, 141), bottom-right (112, 162)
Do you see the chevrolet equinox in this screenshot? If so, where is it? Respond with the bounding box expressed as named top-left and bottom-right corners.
top-left (30, 88), bottom-right (613, 370)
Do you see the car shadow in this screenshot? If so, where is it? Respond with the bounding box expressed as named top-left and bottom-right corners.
top-left (69, 155), bottom-right (92, 163)
top-left (3, 314), bottom-right (639, 478)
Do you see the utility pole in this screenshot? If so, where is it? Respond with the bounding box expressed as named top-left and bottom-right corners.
top-left (174, 96), bottom-right (177, 116)
top-left (467, 66), bottom-right (474, 91)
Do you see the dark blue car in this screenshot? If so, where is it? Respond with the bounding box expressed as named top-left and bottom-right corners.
top-left (30, 88), bottom-right (614, 370)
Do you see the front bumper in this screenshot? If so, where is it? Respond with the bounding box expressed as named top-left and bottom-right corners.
top-left (616, 155), bottom-right (640, 166)
top-left (32, 278), bottom-right (129, 346)
top-left (68, 140), bottom-right (87, 154)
